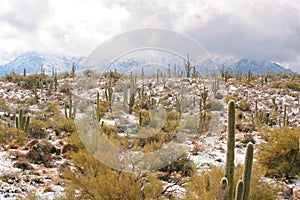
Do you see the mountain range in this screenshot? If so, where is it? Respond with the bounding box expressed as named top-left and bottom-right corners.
top-left (0, 52), bottom-right (294, 77)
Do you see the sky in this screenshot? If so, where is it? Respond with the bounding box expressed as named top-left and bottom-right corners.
top-left (0, 0), bottom-right (300, 72)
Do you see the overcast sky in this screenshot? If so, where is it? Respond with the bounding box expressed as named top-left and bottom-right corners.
top-left (0, 0), bottom-right (300, 72)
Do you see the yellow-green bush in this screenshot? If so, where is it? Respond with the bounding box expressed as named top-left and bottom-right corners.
top-left (53, 117), bottom-right (76, 134)
top-left (184, 164), bottom-right (278, 200)
top-left (0, 125), bottom-right (27, 146)
top-left (27, 118), bottom-right (47, 139)
top-left (257, 127), bottom-right (300, 179)
top-left (238, 100), bottom-right (251, 111)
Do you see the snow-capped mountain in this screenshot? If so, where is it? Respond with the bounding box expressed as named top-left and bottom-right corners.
top-left (229, 58), bottom-right (293, 75)
top-left (0, 52), bottom-right (294, 77)
top-left (0, 52), bottom-right (86, 76)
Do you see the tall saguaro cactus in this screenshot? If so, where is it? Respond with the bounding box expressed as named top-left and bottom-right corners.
top-left (219, 177), bottom-right (228, 200)
top-left (235, 180), bottom-right (244, 200)
top-left (226, 100), bottom-right (235, 200)
top-left (185, 54), bottom-right (191, 78)
top-left (64, 93), bottom-right (77, 119)
top-left (243, 142), bottom-right (254, 200)
top-left (15, 109), bottom-right (30, 134)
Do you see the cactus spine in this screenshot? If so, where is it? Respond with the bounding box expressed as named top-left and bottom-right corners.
top-left (225, 100), bottom-right (235, 200)
top-left (235, 180), bottom-right (244, 200)
top-left (15, 109), bottom-right (30, 134)
top-left (242, 142), bottom-right (254, 200)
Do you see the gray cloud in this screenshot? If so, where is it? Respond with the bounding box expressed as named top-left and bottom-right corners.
top-left (0, 0), bottom-right (52, 32)
top-left (0, 0), bottom-right (299, 72)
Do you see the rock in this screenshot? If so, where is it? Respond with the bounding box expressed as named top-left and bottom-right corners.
top-left (62, 144), bottom-right (79, 154)
top-left (236, 123), bottom-right (255, 133)
top-left (13, 161), bottom-right (33, 170)
top-left (27, 142), bottom-right (53, 167)
top-left (50, 146), bottom-right (61, 155)
top-left (26, 140), bottom-right (39, 149)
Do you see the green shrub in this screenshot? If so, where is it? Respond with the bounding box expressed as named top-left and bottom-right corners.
top-left (257, 127), bottom-right (300, 179)
top-left (185, 164), bottom-right (278, 200)
top-left (238, 100), bottom-right (251, 111)
top-left (59, 83), bottom-right (71, 94)
top-left (27, 118), bottom-right (47, 139)
top-left (53, 117), bottom-right (76, 134)
top-left (0, 125), bottom-right (27, 146)
top-left (211, 100), bottom-right (224, 111)
top-left (225, 95), bottom-right (237, 104)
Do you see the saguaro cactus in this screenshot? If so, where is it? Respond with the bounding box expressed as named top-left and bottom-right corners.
top-left (235, 180), bottom-right (244, 200)
top-left (15, 109), bottom-right (30, 134)
top-left (283, 105), bottom-right (287, 127)
top-left (185, 54), bottom-right (191, 78)
top-left (225, 100), bottom-right (235, 200)
top-left (242, 142), bottom-right (254, 200)
top-left (96, 92), bottom-right (101, 122)
top-left (219, 177), bottom-right (228, 200)
top-left (65, 93), bottom-right (77, 119)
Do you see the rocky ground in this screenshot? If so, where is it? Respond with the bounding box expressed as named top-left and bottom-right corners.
top-left (0, 74), bottom-right (299, 199)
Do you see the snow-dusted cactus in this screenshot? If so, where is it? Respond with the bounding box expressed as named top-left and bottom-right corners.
top-left (65, 93), bottom-right (77, 119)
top-left (185, 54), bottom-right (191, 78)
top-left (219, 177), bottom-right (228, 200)
top-left (235, 180), bottom-right (244, 200)
top-left (225, 100), bottom-right (235, 200)
top-left (15, 109), bottom-right (30, 134)
top-left (242, 142), bottom-right (254, 200)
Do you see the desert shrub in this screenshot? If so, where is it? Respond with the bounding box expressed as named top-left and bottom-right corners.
top-left (257, 127), bottom-right (300, 179)
top-left (163, 118), bottom-right (180, 134)
top-left (159, 153), bottom-right (194, 178)
top-left (77, 79), bottom-right (95, 90)
top-left (83, 69), bottom-right (95, 77)
top-left (27, 118), bottom-right (47, 139)
top-left (238, 100), bottom-right (251, 111)
top-left (59, 83), bottom-right (71, 94)
top-left (0, 125), bottom-right (27, 146)
top-left (103, 71), bottom-right (122, 80)
top-left (63, 147), bottom-right (164, 200)
top-left (58, 72), bottom-right (70, 79)
top-left (271, 81), bottom-right (282, 88)
top-left (225, 95), bottom-right (237, 104)
top-left (210, 100), bottom-right (224, 111)
top-left (0, 98), bottom-right (10, 112)
top-left (185, 164), bottom-right (278, 200)
top-left (53, 117), bottom-right (76, 134)
top-left (283, 81), bottom-right (299, 90)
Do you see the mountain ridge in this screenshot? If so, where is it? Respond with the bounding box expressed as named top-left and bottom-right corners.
top-left (0, 52), bottom-right (294, 76)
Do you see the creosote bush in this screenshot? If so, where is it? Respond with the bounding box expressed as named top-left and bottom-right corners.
top-left (27, 118), bottom-right (47, 139)
top-left (257, 127), bottom-right (300, 179)
top-left (184, 164), bottom-right (279, 200)
top-left (63, 132), bottom-right (164, 200)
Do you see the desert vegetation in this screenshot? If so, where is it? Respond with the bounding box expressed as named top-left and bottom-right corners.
top-left (0, 65), bottom-right (299, 199)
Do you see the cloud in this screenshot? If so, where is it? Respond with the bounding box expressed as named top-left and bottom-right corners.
top-left (0, 0), bottom-right (299, 72)
top-left (0, 0), bottom-right (52, 31)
